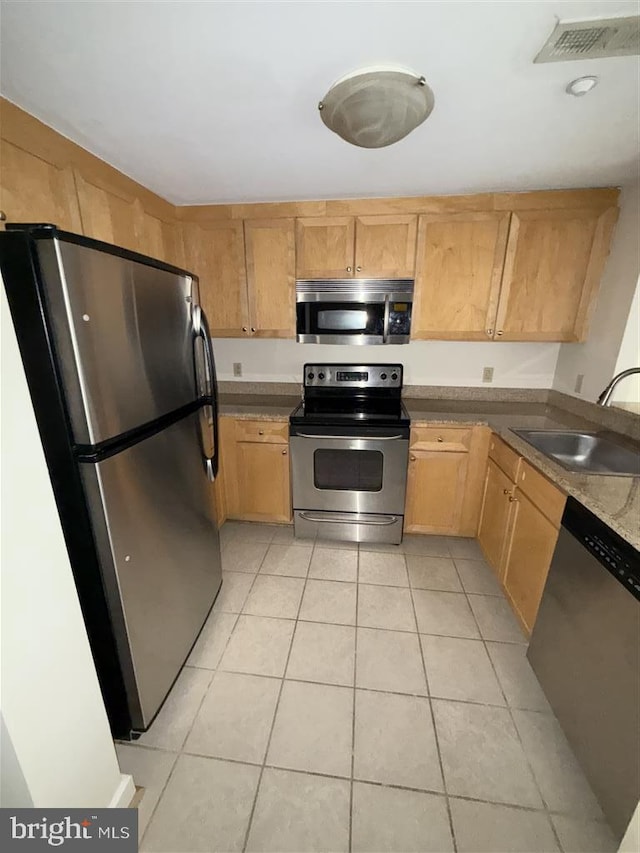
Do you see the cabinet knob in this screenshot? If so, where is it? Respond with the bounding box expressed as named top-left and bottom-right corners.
top-left (282, 449), bottom-right (288, 455)
top-left (496, 330), bottom-right (504, 336)
top-left (346, 266), bottom-right (352, 273)
top-left (258, 430), bottom-right (264, 435)
top-left (487, 329), bottom-right (494, 337)
top-left (410, 455), bottom-right (416, 462)
top-left (251, 327), bottom-right (256, 333)
top-left (509, 496), bottom-right (518, 502)
top-left (242, 326), bottom-right (248, 332)
top-left (437, 436), bottom-right (443, 442)
top-left (356, 266), bottom-right (362, 272)
top-left (503, 489), bottom-right (510, 495)
top-left (0, 210), bottom-right (6, 222)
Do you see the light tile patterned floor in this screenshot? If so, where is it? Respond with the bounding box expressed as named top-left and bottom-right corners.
top-left (116, 522), bottom-right (618, 853)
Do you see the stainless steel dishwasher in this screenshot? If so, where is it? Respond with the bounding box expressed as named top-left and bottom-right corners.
top-left (528, 496), bottom-right (640, 839)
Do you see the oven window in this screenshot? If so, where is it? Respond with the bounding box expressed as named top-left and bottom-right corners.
top-left (313, 449), bottom-right (383, 492)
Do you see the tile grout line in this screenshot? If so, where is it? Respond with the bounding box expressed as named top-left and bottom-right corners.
top-left (407, 546), bottom-right (459, 853)
top-left (239, 532), bottom-right (315, 853)
top-left (348, 543), bottom-right (361, 853)
top-left (141, 524), bottom-right (274, 851)
top-left (457, 559), bottom-right (566, 848)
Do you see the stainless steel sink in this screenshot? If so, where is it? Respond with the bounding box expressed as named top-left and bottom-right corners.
top-left (512, 430), bottom-right (640, 476)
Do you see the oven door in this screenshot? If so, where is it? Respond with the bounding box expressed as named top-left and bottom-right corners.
top-left (296, 300), bottom-right (385, 344)
top-left (290, 431), bottom-right (409, 514)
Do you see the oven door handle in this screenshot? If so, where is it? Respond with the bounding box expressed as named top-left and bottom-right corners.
top-left (294, 433), bottom-right (405, 441)
top-left (298, 512), bottom-right (400, 526)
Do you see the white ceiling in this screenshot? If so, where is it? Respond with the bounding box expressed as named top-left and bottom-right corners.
top-left (1, 0), bottom-right (639, 205)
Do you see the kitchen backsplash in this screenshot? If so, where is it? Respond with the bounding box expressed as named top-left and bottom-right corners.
top-left (212, 338), bottom-right (561, 388)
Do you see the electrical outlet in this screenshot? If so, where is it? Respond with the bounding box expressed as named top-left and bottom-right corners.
top-left (574, 373), bottom-right (584, 394)
top-left (482, 366), bottom-right (494, 383)
top-left (233, 362), bottom-right (242, 377)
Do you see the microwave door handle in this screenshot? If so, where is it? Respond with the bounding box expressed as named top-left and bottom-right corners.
top-left (383, 294), bottom-right (390, 344)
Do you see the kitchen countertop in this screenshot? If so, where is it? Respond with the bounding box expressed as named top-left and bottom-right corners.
top-left (218, 393), bottom-right (640, 550)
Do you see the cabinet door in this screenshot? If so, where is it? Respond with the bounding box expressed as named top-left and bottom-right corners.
top-left (245, 219), bottom-right (295, 337)
top-left (295, 217), bottom-right (354, 278)
top-left (74, 171), bottom-right (142, 253)
top-left (0, 140), bottom-right (82, 232)
top-left (478, 459), bottom-right (515, 581)
top-left (235, 442), bottom-right (291, 522)
top-left (355, 215), bottom-right (417, 278)
top-left (181, 220), bottom-right (248, 336)
top-left (495, 207), bottom-right (617, 342)
top-left (137, 209), bottom-right (185, 268)
top-left (503, 492), bottom-right (559, 634)
top-left (412, 212), bottom-right (510, 340)
top-left (404, 450), bottom-right (469, 535)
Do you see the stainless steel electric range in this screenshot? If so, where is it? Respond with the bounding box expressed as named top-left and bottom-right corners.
top-left (289, 364), bottom-right (410, 544)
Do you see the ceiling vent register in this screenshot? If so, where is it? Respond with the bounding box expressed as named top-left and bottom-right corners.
top-left (535, 15), bottom-right (639, 63)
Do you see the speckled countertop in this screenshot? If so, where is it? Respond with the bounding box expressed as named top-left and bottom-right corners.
top-left (219, 393), bottom-right (640, 549)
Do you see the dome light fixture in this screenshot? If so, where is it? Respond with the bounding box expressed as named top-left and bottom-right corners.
top-left (318, 66), bottom-right (435, 149)
top-left (566, 75), bottom-right (599, 96)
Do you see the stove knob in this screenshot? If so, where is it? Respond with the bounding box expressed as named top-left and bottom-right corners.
top-left (391, 372), bottom-right (398, 381)
top-left (318, 372), bottom-right (325, 380)
top-left (307, 372), bottom-right (315, 381)
top-left (380, 373), bottom-right (387, 380)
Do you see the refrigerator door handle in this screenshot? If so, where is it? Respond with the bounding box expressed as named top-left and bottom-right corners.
top-left (193, 305), bottom-right (219, 481)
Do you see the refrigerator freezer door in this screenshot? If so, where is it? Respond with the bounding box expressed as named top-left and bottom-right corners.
top-left (36, 237), bottom-right (200, 446)
top-left (80, 410), bottom-right (222, 729)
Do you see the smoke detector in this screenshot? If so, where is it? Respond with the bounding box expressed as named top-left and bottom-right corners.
top-left (535, 15), bottom-right (639, 63)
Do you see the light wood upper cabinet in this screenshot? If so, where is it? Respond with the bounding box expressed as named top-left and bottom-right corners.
top-left (182, 220), bottom-right (249, 336)
top-left (295, 214), bottom-right (418, 279)
top-left (137, 209), bottom-right (185, 268)
top-left (0, 140), bottom-right (82, 232)
top-left (412, 212), bottom-right (510, 340)
top-left (354, 215), bottom-right (417, 278)
top-left (74, 171), bottom-right (143, 253)
top-left (495, 207), bottom-right (618, 342)
top-left (245, 218), bottom-right (296, 337)
top-left (296, 216), bottom-right (354, 278)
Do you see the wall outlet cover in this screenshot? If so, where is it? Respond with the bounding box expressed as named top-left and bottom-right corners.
top-left (233, 362), bottom-right (243, 377)
top-left (482, 366), bottom-right (494, 383)
top-left (574, 373), bottom-right (585, 394)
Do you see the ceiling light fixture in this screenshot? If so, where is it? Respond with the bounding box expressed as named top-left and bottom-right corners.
top-left (318, 66), bottom-right (435, 149)
top-left (566, 75), bottom-right (599, 96)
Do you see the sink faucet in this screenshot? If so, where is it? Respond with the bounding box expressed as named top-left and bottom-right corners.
top-left (596, 368), bottom-right (640, 406)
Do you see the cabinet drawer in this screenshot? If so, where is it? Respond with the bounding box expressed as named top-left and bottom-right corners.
top-left (516, 460), bottom-right (566, 527)
top-left (410, 426), bottom-right (472, 452)
top-left (234, 419), bottom-right (288, 444)
top-left (489, 434), bottom-right (521, 481)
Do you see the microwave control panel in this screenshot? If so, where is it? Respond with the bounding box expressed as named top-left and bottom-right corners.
top-left (387, 302), bottom-right (412, 337)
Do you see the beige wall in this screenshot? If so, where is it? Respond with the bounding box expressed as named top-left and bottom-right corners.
top-left (611, 277), bottom-right (640, 410)
top-left (553, 181), bottom-right (640, 404)
top-left (0, 287), bottom-right (132, 808)
top-left (212, 338), bottom-right (561, 388)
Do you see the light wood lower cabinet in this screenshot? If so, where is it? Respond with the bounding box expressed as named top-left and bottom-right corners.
top-left (477, 458), bottom-right (516, 581)
top-left (502, 491), bottom-right (559, 633)
top-left (478, 438), bottom-right (566, 635)
top-left (219, 417), bottom-right (291, 524)
top-left (404, 425), bottom-right (489, 536)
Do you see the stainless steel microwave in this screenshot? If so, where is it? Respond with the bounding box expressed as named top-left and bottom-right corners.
top-left (296, 279), bottom-right (414, 345)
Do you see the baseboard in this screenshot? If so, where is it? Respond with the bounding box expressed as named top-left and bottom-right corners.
top-left (109, 773), bottom-right (135, 808)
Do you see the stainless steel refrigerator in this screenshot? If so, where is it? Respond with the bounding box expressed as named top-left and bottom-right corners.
top-left (1, 224), bottom-right (222, 738)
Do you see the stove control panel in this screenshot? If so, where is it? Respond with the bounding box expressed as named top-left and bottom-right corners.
top-left (303, 364), bottom-right (403, 389)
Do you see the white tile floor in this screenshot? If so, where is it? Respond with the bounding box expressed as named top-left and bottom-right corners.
top-left (116, 521), bottom-right (618, 853)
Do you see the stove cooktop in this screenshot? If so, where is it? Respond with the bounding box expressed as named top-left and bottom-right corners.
top-left (289, 399), bottom-right (411, 429)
